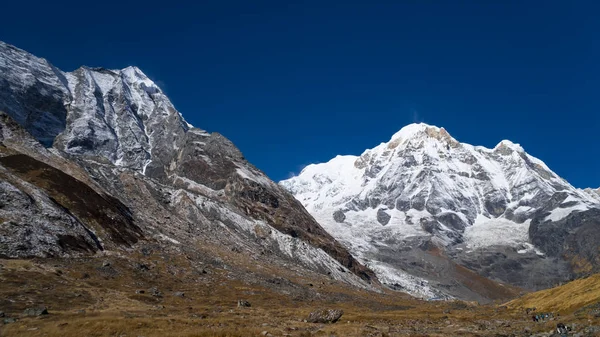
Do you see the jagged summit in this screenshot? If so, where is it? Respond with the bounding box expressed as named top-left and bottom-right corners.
top-left (390, 123), bottom-right (453, 140)
top-left (494, 139), bottom-right (525, 153)
top-left (390, 122), bottom-right (437, 139)
top-left (0, 41), bottom-right (196, 172)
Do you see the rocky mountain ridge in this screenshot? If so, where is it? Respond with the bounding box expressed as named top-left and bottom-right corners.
top-left (0, 40), bottom-right (374, 288)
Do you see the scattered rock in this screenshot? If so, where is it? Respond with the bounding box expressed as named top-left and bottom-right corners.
top-left (173, 291), bottom-right (185, 297)
top-left (306, 309), bottom-right (343, 324)
top-left (23, 307), bottom-right (48, 316)
top-left (583, 326), bottom-right (600, 334)
top-left (0, 311), bottom-right (4, 318)
top-left (136, 290), bottom-right (145, 294)
top-left (332, 210), bottom-right (346, 223)
top-left (150, 287), bottom-right (162, 297)
top-left (376, 208), bottom-right (391, 225)
top-left (237, 300), bottom-right (251, 308)
top-left (3, 317), bottom-right (17, 324)
top-left (102, 260), bottom-right (111, 267)
top-left (136, 263), bottom-right (150, 271)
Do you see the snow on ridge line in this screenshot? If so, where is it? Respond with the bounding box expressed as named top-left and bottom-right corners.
top-left (298, 155), bottom-right (359, 176)
top-left (389, 123), bottom-right (439, 141)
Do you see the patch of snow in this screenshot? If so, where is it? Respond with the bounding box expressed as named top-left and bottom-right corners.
top-left (545, 203), bottom-right (588, 222)
top-left (235, 166), bottom-right (273, 187)
top-left (366, 261), bottom-right (447, 299)
top-left (463, 215), bottom-right (530, 249)
top-left (514, 206), bottom-right (533, 214)
top-left (158, 233), bottom-right (180, 245)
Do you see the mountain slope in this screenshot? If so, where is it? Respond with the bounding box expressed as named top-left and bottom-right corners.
top-left (507, 273), bottom-right (600, 314)
top-left (281, 123), bottom-right (600, 300)
top-left (584, 187), bottom-right (600, 202)
top-left (0, 40), bottom-right (375, 287)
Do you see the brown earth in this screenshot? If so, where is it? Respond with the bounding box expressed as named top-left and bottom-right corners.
top-left (2, 248), bottom-right (600, 337)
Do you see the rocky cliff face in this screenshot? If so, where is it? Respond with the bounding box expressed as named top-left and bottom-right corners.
top-left (281, 123), bottom-right (600, 300)
top-left (0, 41), bottom-right (374, 287)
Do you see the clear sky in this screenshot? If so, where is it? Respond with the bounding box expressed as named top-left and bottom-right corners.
top-left (2, 1), bottom-right (599, 187)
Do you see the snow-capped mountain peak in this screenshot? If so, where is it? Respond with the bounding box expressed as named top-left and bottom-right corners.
top-left (495, 139), bottom-right (524, 152)
top-left (281, 123), bottom-right (600, 299)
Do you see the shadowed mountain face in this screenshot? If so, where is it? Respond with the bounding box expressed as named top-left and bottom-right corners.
top-left (0, 41), bottom-right (375, 287)
top-left (281, 123), bottom-right (600, 301)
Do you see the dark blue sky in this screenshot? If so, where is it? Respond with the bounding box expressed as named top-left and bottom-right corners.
top-left (3, 1), bottom-right (599, 187)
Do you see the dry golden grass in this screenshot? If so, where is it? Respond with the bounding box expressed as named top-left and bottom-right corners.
top-left (2, 251), bottom-right (600, 336)
top-left (506, 273), bottom-right (600, 314)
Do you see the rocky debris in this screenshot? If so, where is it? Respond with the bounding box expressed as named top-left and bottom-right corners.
top-left (102, 261), bottom-right (111, 267)
top-left (150, 287), bottom-right (162, 298)
top-left (0, 311), bottom-right (4, 317)
top-left (23, 306), bottom-right (48, 316)
top-left (260, 331), bottom-right (273, 336)
top-left (237, 300), bottom-right (251, 308)
top-left (579, 326), bottom-right (600, 335)
top-left (306, 309), bottom-right (343, 324)
top-left (3, 317), bottom-right (17, 324)
top-left (135, 290), bottom-right (145, 294)
top-left (135, 263), bottom-right (150, 271)
top-left (526, 307), bottom-right (538, 314)
top-left (173, 291), bottom-right (185, 297)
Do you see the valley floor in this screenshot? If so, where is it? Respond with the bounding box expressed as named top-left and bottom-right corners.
top-left (1, 254), bottom-right (600, 337)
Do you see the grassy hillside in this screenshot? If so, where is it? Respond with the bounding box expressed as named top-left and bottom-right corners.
top-left (506, 274), bottom-right (600, 314)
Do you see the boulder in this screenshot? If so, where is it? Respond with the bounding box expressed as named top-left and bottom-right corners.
top-left (150, 287), bottom-right (162, 297)
top-left (332, 210), bottom-right (346, 223)
top-left (23, 307), bottom-right (48, 316)
top-left (306, 308), bottom-right (343, 324)
top-left (237, 300), bottom-right (251, 308)
top-left (376, 208), bottom-right (391, 226)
